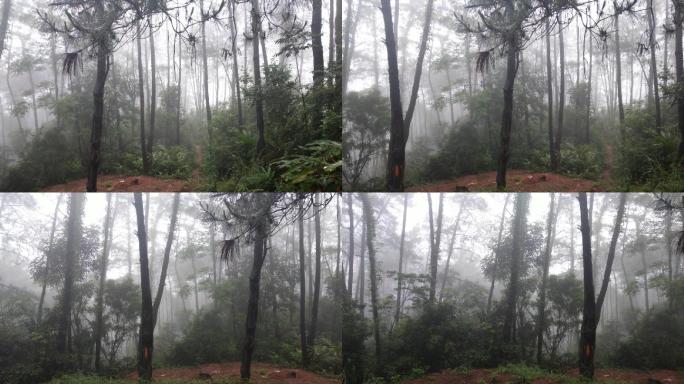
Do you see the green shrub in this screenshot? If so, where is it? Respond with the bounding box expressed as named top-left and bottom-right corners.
top-left (559, 143), bottom-right (604, 179)
top-left (272, 140), bottom-right (341, 191)
top-left (150, 145), bottom-right (194, 179)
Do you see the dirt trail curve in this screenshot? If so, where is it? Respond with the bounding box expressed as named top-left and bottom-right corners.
top-left (42, 175), bottom-right (194, 192)
top-left (126, 362), bottom-right (338, 383)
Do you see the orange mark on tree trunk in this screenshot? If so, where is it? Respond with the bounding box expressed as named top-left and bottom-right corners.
top-left (585, 344), bottom-right (592, 357)
top-left (394, 165), bottom-right (401, 178)
top-left (144, 347), bottom-right (149, 360)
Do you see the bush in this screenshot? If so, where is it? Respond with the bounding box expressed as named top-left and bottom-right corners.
top-left (559, 143), bottom-right (604, 179)
top-left (272, 140), bottom-right (341, 191)
top-left (150, 145), bottom-right (194, 179)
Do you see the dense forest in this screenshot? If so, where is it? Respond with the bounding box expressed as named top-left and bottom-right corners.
top-left (343, 0), bottom-right (684, 192)
top-left (0, 0), bottom-right (341, 192)
top-left (0, 192), bottom-right (683, 383)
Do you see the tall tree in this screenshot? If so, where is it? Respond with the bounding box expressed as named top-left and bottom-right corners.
top-left (147, 18), bottom-right (157, 155)
top-left (346, 193), bottom-right (355, 298)
top-left (595, 193), bottom-right (627, 323)
top-left (394, 194), bottom-right (408, 325)
top-left (556, 16), bottom-right (565, 163)
top-left (152, 193), bottom-right (181, 326)
top-left (647, 0), bottom-right (662, 130)
top-left (94, 194), bottom-right (116, 371)
top-left (503, 193), bottom-right (530, 346)
top-left (56, 194), bottom-right (85, 355)
top-left (487, 194), bottom-right (511, 312)
top-left (545, 19), bottom-right (557, 171)
top-left (674, 0), bottom-right (684, 158)
top-left (0, 0), bottom-right (11, 63)
top-left (136, 22), bottom-right (149, 174)
top-left (381, 0), bottom-right (406, 191)
top-left (251, 0), bottom-right (266, 155)
top-left (239, 194), bottom-right (274, 379)
top-left (578, 192), bottom-right (596, 380)
top-left (228, 0), bottom-right (243, 129)
top-left (37, 194), bottom-right (63, 323)
top-left (298, 199), bottom-right (309, 367)
top-left (536, 193), bottom-right (558, 364)
top-left (360, 194), bottom-right (382, 377)
top-left (429, 193), bottom-right (444, 302)
top-left (134, 192), bottom-right (154, 381)
top-left (615, 5), bottom-right (625, 132)
top-left (200, 0), bottom-right (212, 139)
top-left (311, 0), bottom-right (325, 140)
top-left (308, 195), bottom-right (322, 349)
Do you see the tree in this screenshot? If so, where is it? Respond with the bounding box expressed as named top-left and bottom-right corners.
top-left (556, 15), bottom-right (565, 164)
top-left (360, 194), bottom-right (382, 377)
top-left (228, 0), bottom-right (243, 129)
top-left (646, 0), bottom-right (662, 130)
top-left (94, 194), bottom-right (116, 371)
top-left (536, 193), bottom-right (558, 364)
top-left (37, 193), bottom-right (63, 323)
top-left (347, 193), bottom-right (355, 298)
top-left (298, 198), bottom-right (309, 367)
top-left (311, 0), bottom-right (325, 142)
top-left (137, 21), bottom-right (149, 174)
top-left (308, 194), bottom-right (322, 349)
top-left (595, 193), bottom-right (627, 323)
top-left (133, 192), bottom-right (153, 381)
top-left (487, 194), bottom-right (510, 312)
top-left (394, 194), bottom-right (408, 325)
top-left (545, 20), bottom-right (556, 171)
top-left (428, 193), bottom-right (444, 302)
top-left (578, 192), bottom-right (595, 380)
top-left (147, 18), bottom-right (157, 156)
top-left (251, 0), bottom-right (266, 156)
top-left (152, 193), bottom-right (181, 326)
top-left (674, 0), bottom-right (684, 158)
top-left (56, 193), bottom-right (85, 355)
top-left (503, 193), bottom-right (530, 347)
top-left (0, 0), bottom-right (11, 63)
top-left (200, 0), bottom-right (212, 140)
top-left (380, 0), bottom-right (406, 191)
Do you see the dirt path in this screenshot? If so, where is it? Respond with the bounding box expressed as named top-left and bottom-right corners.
top-left (42, 175), bottom-right (195, 192)
top-left (401, 368), bottom-right (684, 383)
top-left (407, 169), bottom-right (608, 192)
top-left (126, 362), bottom-right (338, 383)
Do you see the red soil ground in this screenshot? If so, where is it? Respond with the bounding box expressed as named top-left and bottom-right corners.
top-left (126, 362), bottom-right (338, 383)
top-left (407, 170), bottom-right (609, 192)
top-left (42, 175), bottom-right (195, 192)
top-left (401, 368), bottom-right (684, 384)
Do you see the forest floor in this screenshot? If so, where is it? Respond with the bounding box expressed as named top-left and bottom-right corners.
top-left (125, 362), bottom-right (338, 383)
top-left (42, 175), bottom-right (196, 192)
top-left (409, 145), bottom-right (617, 192)
top-left (401, 367), bottom-right (684, 384)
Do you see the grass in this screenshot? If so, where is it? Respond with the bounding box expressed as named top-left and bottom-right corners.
top-left (494, 364), bottom-right (629, 384)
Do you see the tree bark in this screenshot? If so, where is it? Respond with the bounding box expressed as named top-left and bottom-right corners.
top-left (556, 16), bottom-right (565, 167)
top-left (251, 0), bottom-right (266, 156)
top-left (347, 194), bottom-right (354, 298)
top-left (615, 11), bottom-right (625, 133)
top-left (240, 208), bottom-right (270, 379)
top-left (229, 0), bottom-right (243, 129)
top-left (95, 194), bottom-right (116, 371)
top-left (595, 193), bottom-right (627, 323)
top-left (381, 0), bottom-right (406, 191)
top-left (496, 17), bottom-right (519, 191)
top-left (536, 193), bottom-right (558, 364)
top-left (394, 194), bottom-right (408, 325)
top-left (86, 0), bottom-right (108, 192)
top-left (578, 192), bottom-right (596, 380)
top-left (136, 22), bottom-right (149, 175)
top-left (429, 193), bottom-right (444, 302)
top-left (403, 0), bottom-right (434, 142)
top-left (360, 195), bottom-right (382, 377)
top-left (487, 194), bottom-right (510, 312)
top-left (674, 0), bottom-right (684, 158)
top-left (0, 0), bottom-right (11, 63)
top-left (647, 0), bottom-right (662, 130)
top-left (200, 0), bottom-right (213, 140)
top-left (152, 193), bottom-right (180, 326)
top-left (56, 193), bottom-right (85, 355)
top-left (503, 193), bottom-right (530, 346)
top-left (308, 195), bottom-right (322, 349)
top-left (134, 193), bottom-right (154, 381)
top-left (298, 200), bottom-right (309, 367)
top-left (37, 194), bottom-right (62, 323)
top-left (545, 19), bottom-right (556, 171)
top-left (147, 17), bottom-right (157, 155)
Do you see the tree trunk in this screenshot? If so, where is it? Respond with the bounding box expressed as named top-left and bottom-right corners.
top-left (596, 193), bottom-right (627, 323)
top-left (37, 194), bottom-right (62, 323)
top-left (147, 18), bottom-right (157, 155)
top-left (0, 0), bottom-right (11, 63)
top-left (487, 194), bottom-right (510, 312)
top-left (674, 0), bottom-right (684, 158)
top-left (251, 0), bottom-right (266, 156)
top-left (585, 36), bottom-right (592, 144)
top-left (556, 16), bottom-right (565, 167)
top-left (647, 0), bottom-right (662, 130)
top-left (95, 194), bottom-right (116, 371)
top-left (298, 200), bottom-right (309, 367)
top-left (240, 204), bottom-right (270, 379)
top-left (503, 193), bottom-right (530, 346)
top-left (308, 195), bottom-right (322, 348)
top-left (136, 22), bottom-right (149, 175)
top-left (229, 1), bottom-right (243, 129)
top-left (86, 0), bottom-right (108, 192)
top-left (56, 194), bottom-right (85, 356)
top-left (403, 0), bottom-right (434, 142)
top-left (134, 193), bottom-right (154, 381)
top-left (153, 193), bottom-right (180, 326)
top-left (347, 194), bottom-right (354, 299)
top-left (546, 19), bottom-right (556, 171)
top-left (394, 194), bottom-right (408, 325)
top-left (536, 193), bottom-right (557, 364)
top-left (496, 21), bottom-right (519, 191)
top-left (381, 0), bottom-right (406, 191)
top-left (429, 193), bottom-right (444, 302)
top-left (199, 0), bottom-right (212, 140)
top-left (578, 192), bottom-right (596, 380)
top-left (615, 11), bottom-right (625, 133)
top-left (360, 195), bottom-right (382, 377)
